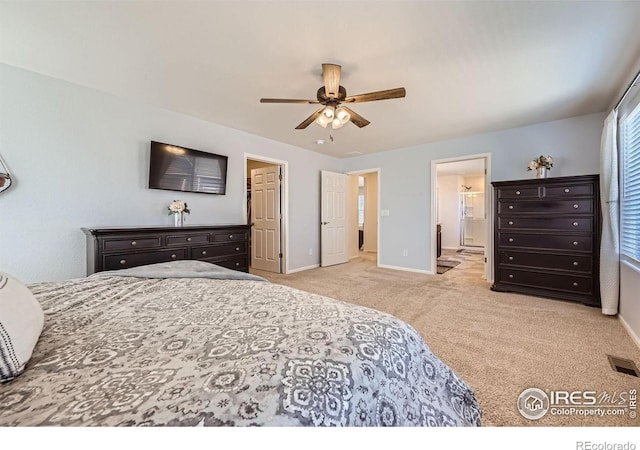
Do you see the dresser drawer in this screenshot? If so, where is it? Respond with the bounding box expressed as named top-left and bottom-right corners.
top-left (103, 248), bottom-right (187, 270)
top-left (499, 233), bottom-right (593, 252)
top-left (499, 251), bottom-right (593, 273)
top-left (191, 242), bottom-right (247, 259)
top-left (498, 199), bottom-right (593, 214)
top-left (498, 216), bottom-right (593, 232)
top-left (213, 231), bottom-right (249, 242)
top-left (497, 187), bottom-right (539, 199)
top-left (544, 183), bottom-right (594, 198)
top-left (103, 237), bottom-right (161, 251)
top-left (210, 256), bottom-right (248, 271)
top-left (166, 233), bottom-right (210, 246)
top-left (498, 268), bottom-right (593, 295)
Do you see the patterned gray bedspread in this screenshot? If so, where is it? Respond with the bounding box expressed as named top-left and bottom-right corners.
top-left (0, 263), bottom-right (482, 426)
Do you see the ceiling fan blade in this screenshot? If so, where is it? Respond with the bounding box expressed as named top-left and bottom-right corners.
top-left (344, 87), bottom-right (406, 103)
top-left (260, 98), bottom-right (320, 104)
top-left (322, 64), bottom-right (341, 99)
top-left (295, 107), bottom-right (325, 129)
top-left (341, 106), bottom-right (370, 128)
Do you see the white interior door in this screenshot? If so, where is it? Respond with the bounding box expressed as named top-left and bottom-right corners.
top-left (321, 170), bottom-right (348, 267)
top-left (251, 165), bottom-right (281, 272)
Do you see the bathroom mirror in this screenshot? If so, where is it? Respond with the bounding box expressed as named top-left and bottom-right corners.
top-left (0, 154), bottom-right (13, 194)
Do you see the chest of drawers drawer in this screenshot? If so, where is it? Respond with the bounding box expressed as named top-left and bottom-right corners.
top-left (497, 268), bottom-right (593, 295)
top-left (213, 231), bottom-right (248, 242)
top-left (103, 237), bottom-right (161, 251)
top-left (166, 233), bottom-right (210, 246)
top-left (499, 251), bottom-right (593, 273)
top-left (498, 199), bottom-right (593, 214)
top-left (497, 187), bottom-right (540, 199)
top-left (499, 233), bottom-right (593, 252)
top-left (498, 216), bottom-right (593, 232)
top-left (103, 248), bottom-right (187, 270)
top-left (191, 242), bottom-right (247, 259)
top-left (544, 183), bottom-right (594, 198)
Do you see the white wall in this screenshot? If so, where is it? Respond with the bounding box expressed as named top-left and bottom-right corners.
top-left (0, 64), bottom-right (340, 282)
top-left (343, 112), bottom-right (606, 272)
top-left (436, 174), bottom-right (462, 249)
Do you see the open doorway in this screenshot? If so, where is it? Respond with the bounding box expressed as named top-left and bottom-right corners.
top-left (244, 154), bottom-right (288, 274)
top-left (431, 154), bottom-right (491, 280)
top-left (347, 169), bottom-right (380, 267)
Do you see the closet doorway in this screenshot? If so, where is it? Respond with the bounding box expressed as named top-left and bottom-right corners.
top-left (244, 155), bottom-right (288, 274)
top-left (431, 154), bottom-right (492, 280)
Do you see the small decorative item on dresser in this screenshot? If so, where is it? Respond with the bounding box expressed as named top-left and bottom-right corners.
top-left (168, 200), bottom-right (190, 227)
top-left (527, 155), bottom-right (553, 178)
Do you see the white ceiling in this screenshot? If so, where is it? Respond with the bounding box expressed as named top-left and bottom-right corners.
top-left (2, 1), bottom-right (640, 158)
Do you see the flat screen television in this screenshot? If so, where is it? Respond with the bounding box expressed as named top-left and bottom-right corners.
top-left (148, 141), bottom-right (228, 195)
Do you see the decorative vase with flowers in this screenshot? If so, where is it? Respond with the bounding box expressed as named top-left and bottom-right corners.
top-left (527, 155), bottom-right (553, 178)
top-left (168, 200), bottom-right (190, 227)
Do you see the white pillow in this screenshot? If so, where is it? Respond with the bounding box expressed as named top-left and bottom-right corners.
top-left (0, 272), bottom-right (44, 382)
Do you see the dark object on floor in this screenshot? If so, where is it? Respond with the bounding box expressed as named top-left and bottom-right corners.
top-left (608, 355), bottom-right (640, 377)
top-left (437, 224), bottom-right (442, 258)
top-left (437, 259), bottom-right (460, 274)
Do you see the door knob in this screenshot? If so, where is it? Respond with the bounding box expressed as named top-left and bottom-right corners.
top-left (321, 221), bottom-right (329, 225)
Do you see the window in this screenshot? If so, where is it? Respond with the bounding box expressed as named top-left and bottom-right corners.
top-left (620, 100), bottom-right (640, 264)
top-left (358, 194), bottom-right (365, 227)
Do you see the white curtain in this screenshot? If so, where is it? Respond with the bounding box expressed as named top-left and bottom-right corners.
top-left (599, 110), bottom-right (619, 315)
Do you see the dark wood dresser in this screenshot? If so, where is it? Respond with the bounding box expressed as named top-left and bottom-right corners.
top-left (83, 224), bottom-right (251, 275)
top-left (491, 175), bottom-right (601, 307)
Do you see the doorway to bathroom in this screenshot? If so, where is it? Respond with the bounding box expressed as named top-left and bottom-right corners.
top-left (432, 154), bottom-right (492, 280)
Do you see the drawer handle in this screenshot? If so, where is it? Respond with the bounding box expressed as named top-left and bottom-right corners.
top-left (187, 237), bottom-right (192, 242)
top-left (201, 251), bottom-right (207, 256)
top-left (572, 222), bottom-right (579, 227)
top-left (229, 234), bottom-right (233, 239)
top-left (508, 220), bottom-right (514, 225)
top-left (573, 241), bottom-right (579, 246)
top-left (508, 274), bottom-right (514, 279)
top-left (120, 259), bottom-right (127, 265)
top-left (564, 188), bottom-right (570, 193)
top-left (573, 261), bottom-right (579, 266)
top-left (573, 282), bottom-right (579, 287)
top-left (508, 238), bottom-right (514, 243)
top-left (573, 204), bottom-right (579, 209)
top-left (131, 241), bottom-right (137, 246)
top-left (515, 191), bottom-right (521, 195)
top-left (508, 256), bottom-right (514, 261)
top-left (235, 262), bottom-right (240, 267)
top-left (235, 247), bottom-right (240, 251)
top-left (171, 254), bottom-right (177, 259)
top-left (508, 205), bottom-right (514, 210)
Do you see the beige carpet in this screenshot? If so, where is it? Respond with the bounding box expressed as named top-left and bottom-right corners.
top-left (252, 251), bottom-right (640, 427)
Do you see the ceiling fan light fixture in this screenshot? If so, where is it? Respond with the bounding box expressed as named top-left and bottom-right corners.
top-left (335, 107), bottom-right (350, 124)
top-left (331, 118), bottom-right (344, 129)
top-left (315, 114), bottom-right (331, 128)
top-left (323, 105), bottom-right (335, 119)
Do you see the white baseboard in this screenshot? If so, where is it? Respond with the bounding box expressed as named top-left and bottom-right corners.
top-left (286, 264), bottom-right (319, 274)
top-left (619, 314), bottom-right (640, 350)
top-left (378, 264), bottom-right (434, 275)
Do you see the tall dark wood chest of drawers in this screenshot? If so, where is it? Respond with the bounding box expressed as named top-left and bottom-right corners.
top-left (491, 175), bottom-right (601, 307)
top-left (83, 224), bottom-right (251, 275)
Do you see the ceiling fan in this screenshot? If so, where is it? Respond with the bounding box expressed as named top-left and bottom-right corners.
top-left (260, 63), bottom-right (406, 130)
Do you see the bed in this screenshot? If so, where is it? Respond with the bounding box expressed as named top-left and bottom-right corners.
top-left (0, 261), bottom-right (482, 426)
